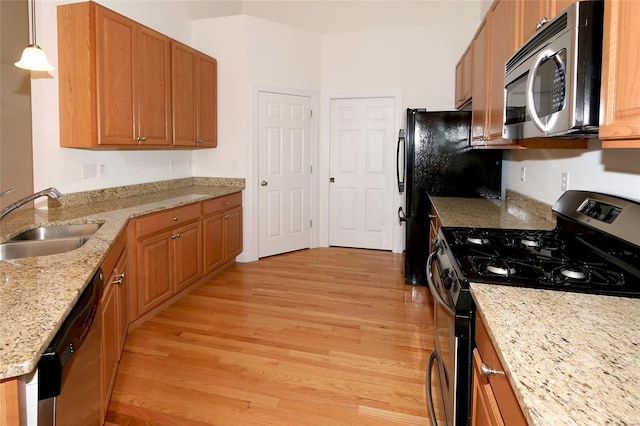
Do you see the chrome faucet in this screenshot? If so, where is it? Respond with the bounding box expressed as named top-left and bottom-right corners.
top-left (0, 187), bottom-right (63, 221)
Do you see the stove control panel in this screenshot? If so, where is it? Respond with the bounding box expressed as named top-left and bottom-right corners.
top-left (579, 199), bottom-right (622, 224)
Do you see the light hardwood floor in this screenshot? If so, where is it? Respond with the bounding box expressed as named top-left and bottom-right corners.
top-left (107, 247), bottom-right (442, 425)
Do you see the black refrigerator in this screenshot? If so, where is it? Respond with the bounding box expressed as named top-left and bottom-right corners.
top-left (397, 109), bottom-right (502, 285)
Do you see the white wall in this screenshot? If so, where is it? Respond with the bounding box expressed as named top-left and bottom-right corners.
top-left (504, 141), bottom-right (640, 204)
top-left (31, 0), bottom-right (195, 201)
top-left (191, 15), bottom-right (321, 261)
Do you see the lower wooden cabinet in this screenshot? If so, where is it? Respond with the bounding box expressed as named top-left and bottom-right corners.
top-left (134, 204), bottom-right (203, 316)
top-left (130, 193), bottom-right (241, 318)
top-left (473, 311), bottom-right (527, 426)
top-left (101, 232), bottom-right (128, 417)
top-left (203, 193), bottom-right (243, 274)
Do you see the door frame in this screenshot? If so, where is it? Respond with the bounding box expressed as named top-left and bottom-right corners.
top-left (250, 85), bottom-right (318, 261)
top-left (321, 91), bottom-right (403, 253)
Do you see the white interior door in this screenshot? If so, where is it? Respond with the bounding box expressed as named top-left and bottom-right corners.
top-left (258, 92), bottom-right (312, 258)
top-left (329, 97), bottom-right (395, 250)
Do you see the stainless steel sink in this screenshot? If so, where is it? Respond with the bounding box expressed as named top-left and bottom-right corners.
top-left (0, 223), bottom-right (102, 260)
top-left (8, 223), bottom-right (102, 242)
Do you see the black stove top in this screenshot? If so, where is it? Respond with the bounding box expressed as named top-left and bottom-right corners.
top-left (441, 226), bottom-right (640, 297)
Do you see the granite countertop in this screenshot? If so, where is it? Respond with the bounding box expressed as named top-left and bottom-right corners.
top-left (430, 196), bottom-right (556, 230)
top-left (0, 178), bottom-right (244, 380)
top-left (471, 285), bottom-right (640, 425)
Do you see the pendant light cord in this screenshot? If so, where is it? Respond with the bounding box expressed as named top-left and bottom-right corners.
top-left (29, 0), bottom-right (36, 45)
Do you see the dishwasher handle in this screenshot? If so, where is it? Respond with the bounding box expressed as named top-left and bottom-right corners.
top-left (38, 269), bottom-right (103, 401)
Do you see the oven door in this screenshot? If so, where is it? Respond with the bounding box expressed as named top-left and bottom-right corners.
top-left (426, 252), bottom-right (457, 426)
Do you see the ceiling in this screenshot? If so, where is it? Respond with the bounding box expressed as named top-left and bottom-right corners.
top-left (186, 0), bottom-right (483, 34)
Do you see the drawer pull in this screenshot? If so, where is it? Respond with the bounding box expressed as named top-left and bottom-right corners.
top-left (480, 363), bottom-right (505, 377)
top-left (171, 233), bottom-right (181, 239)
top-left (224, 201), bottom-right (230, 205)
top-left (116, 272), bottom-right (125, 279)
top-left (224, 214), bottom-right (231, 219)
top-left (172, 217), bottom-right (178, 221)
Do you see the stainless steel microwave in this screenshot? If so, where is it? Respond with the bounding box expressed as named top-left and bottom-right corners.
top-left (503, 0), bottom-right (603, 139)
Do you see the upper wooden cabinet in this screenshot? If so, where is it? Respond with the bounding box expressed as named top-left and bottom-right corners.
top-left (488, 0), bottom-right (520, 146)
top-left (471, 7), bottom-right (518, 148)
top-left (172, 42), bottom-right (218, 148)
top-left (599, 0), bottom-right (640, 148)
top-left (57, 2), bottom-right (217, 150)
top-left (471, 16), bottom-right (490, 146)
top-left (58, 2), bottom-right (172, 148)
top-left (455, 44), bottom-right (473, 109)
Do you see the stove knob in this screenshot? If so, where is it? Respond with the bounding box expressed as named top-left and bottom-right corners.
top-left (442, 269), bottom-right (453, 290)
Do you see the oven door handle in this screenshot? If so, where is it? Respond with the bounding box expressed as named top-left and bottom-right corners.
top-left (426, 252), bottom-right (455, 317)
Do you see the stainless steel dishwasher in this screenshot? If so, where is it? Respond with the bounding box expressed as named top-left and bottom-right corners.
top-left (37, 269), bottom-right (103, 426)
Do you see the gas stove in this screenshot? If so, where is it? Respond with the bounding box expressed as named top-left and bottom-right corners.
top-left (439, 190), bottom-right (640, 298)
top-left (425, 190), bottom-right (640, 426)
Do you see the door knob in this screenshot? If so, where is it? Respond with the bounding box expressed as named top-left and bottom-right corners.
top-left (260, 181), bottom-right (268, 186)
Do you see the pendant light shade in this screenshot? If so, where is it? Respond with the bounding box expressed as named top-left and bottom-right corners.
top-left (15, 0), bottom-right (54, 72)
top-left (15, 44), bottom-right (53, 71)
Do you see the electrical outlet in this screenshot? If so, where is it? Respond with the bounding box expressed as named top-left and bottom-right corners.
top-left (520, 167), bottom-right (526, 182)
top-left (81, 163), bottom-right (97, 179)
top-left (561, 172), bottom-right (569, 191)
top-left (98, 164), bottom-right (106, 177)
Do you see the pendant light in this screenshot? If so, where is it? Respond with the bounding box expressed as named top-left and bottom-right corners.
top-left (15, 0), bottom-right (54, 72)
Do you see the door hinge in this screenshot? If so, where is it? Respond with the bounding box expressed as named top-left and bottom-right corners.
top-left (310, 220), bottom-right (312, 228)
top-left (310, 165), bottom-right (313, 173)
top-left (310, 110), bottom-right (313, 118)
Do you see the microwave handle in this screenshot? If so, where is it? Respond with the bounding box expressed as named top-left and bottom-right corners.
top-left (526, 48), bottom-right (562, 134)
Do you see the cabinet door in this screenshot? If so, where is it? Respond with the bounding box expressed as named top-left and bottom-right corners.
top-left (114, 251), bottom-right (129, 356)
top-left (471, 16), bottom-right (491, 145)
top-left (487, 0), bottom-right (519, 146)
top-left (196, 54), bottom-right (218, 147)
top-left (455, 45), bottom-right (473, 109)
top-left (137, 231), bottom-right (173, 314)
top-left (172, 42), bottom-right (197, 146)
top-left (472, 349), bottom-right (505, 426)
top-left (600, 0), bottom-right (640, 147)
top-left (101, 280), bottom-right (119, 411)
top-left (95, 6), bottom-right (137, 146)
top-left (137, 27), bottom-right (172, 146)
top-left (203, 212), bottom-right (225, 274)
top-left (173, 221), bottom-right (203, 292)
top-left (224, 206), bottom-right (243, 260)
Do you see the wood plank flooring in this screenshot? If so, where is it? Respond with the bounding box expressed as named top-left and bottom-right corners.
top-left (107, 247), bottom-right (443, 425)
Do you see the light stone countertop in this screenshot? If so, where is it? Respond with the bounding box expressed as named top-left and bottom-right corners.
top-left (471, 285), bottom-right (640, 425)
top-left (430, 196), bottom-right (556, 230)
top-left (0, 178), bottom-right (244, 380)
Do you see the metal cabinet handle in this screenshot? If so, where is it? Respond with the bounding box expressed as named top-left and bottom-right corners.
top-left (171, 233), bottom-right (181, 239)
top-left (224, 214), bottom-right (231, 219)
top-left (116, 272), bottom-right (125, 279)
top-left (196, 139), bottom-right (203, 144)
top-left (113, 278), bottom-right (123, 285)
top-left (112, 273), bottom-right (125, 285)
top-left (260, 181), bottom-right (268, 186)
top-left (536, 17), bottom-right (549, 30)
top-left (172, 217), bottom-right (178, 221)
top-left (224, 201), bottom-right (230, 205)
top-left (136, 136), bottom-right (147, 142)
top-left (480, 363), bottom-right (505, 377)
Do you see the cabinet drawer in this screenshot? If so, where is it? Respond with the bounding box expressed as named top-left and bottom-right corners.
top-left (202, 192), bottom-right (242, 216)
top-left (475, 311), bottom-right (527, 425)
top-left (135, 203), bottom-right (201, 238)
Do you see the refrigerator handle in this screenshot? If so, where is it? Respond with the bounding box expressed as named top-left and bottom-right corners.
top-left (396, 129), bottom-right (406, 193)
top-left (398, 206), bottom-right (409, 223)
